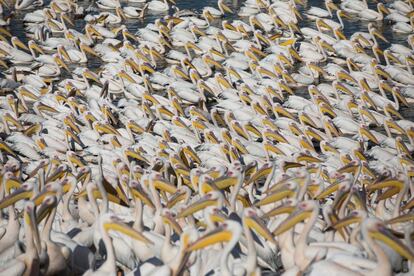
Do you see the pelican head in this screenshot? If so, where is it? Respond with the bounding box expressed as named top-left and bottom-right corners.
top-left (364, 218), bottom-right (414, 262)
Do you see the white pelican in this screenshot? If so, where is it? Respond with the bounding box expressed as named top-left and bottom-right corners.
top-left (355, 3), bottom-right (390, 21)
top-left (305, 0), bottom-right (338, 19)
top-left (203, 0), bottom-right (233, 18)
top-left (148, 0), bottom-right (174, 12)
top-left (57, 41), bottom-right (100, 64)
top-left (392, 17), bottom-right (414, 33)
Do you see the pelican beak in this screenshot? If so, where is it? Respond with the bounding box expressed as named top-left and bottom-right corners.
top-left (340, 11), bottom-right (352, 19)
top-left (149, 48), bottom-right (162, 60)
top-left (367, 179), bottom-right (404, 193)
top-left (130, 182), bottom-right (155, 209)
top-left (393, 89), bottom-right (409, 107)
top-left (24, 202), bottom-right (37, 234)
top-left (372, 29), bottom-right (388, 43)
top-left (166, 190), bottom-right (188, 209)
top-left (186, 41), bottom-right (202, 53)
top-left (13, 37), bottom-right (29, 51)
top-left (281, 162), bottom-right (303, 172)
top-left (29, 41), bottom-right (45, 55)
top-left (3, 175), bottom-right (22, 193)
top-left (140, 62), bottom-right (155, 74)
top-left (282, 71), bottom-right (296, 84)
top-left (104, 220), bottom-right (153, 245)
top-left (289, 22), bottom-right (301, 33)
top-left (386, 213), bottom-right (414, 225)
top-left (189, 26), bottom-right (205, 38)
top-left (210, 48), bottom-right (226, 59)
top-left (81, 43), bottom-right (100, 58)
top-left (337, 162), bottom-right (358, 174)
top-left (210, 209), bottom-right (227, 223)
top-left (204, 55), bottom-right (224, 69)
top-left (308, 63), bottom-right (326, 76)
top-left (116, 7), bottom-right (127, 21)
top-left (219, 1), bottom-right (233, 14)
top-left (35, 195), bottom-right (57, 223)
top-left (178, 194), bottom-right (218, 218)
top-left (211, 175), bottom-right (238, 190)
top-left (315, 183), bottom-right (340, 200)
top-left (273, 207), bottom-right (312, 235)
top-left (162, 212), bottom-right (182, 234)
top-left (331, 212), bottom-right (361, 230)
top-left (152, 176), bottom-right (177, 194)
top-left (378, 4), bottom-right (390, 15)
top-left (327, 1), bottom-right (338, 11)
top-left (122, 29), bottom-right (137, 42)
top-left (252, 17), bottom-right (265, 31)
top-left (118, 70), bottom-right (136, 84)
top-left (245, 212), bottom-right (276, 243)
top-left (83, 69), bottom-right (101, 84)
top-left (374, 66), bottom-right (391, 80)
top-left (256, 187), bottom-right (295, 207)
top-left (334, 29), bottom-right (346, 40)
top-left (158, 28), bottom-right (171, 41)
top-left (320, 40), bottom-right (335, 53)
top-left (186, 225), bottom-right (232, 251)
top-left (317, 19), bottom-right (332, 30)
top-left (385, 104), bottom-right (403, 119)
top-left (0, 58), bottom-right (8, 69)
top-left (386, 120), bottom-right (405, 135)
top-left (264, 199), bottom-right (295, 216)
top-left (204, 10), bottom-right (214, 22)
top-left (337, 71), bottom-right (357, 84)
top-left (61, 13), bottom-right (74, 27)
top-left (292, 6), bottom-right (302, 20)
top-left (369, 224), bottom-right (414, 262)
top-left (0, 185), bottom-right (33, 209)
top-left (54, 55), bottom-right (70, 72)
top-left (385, 51), bottom-right (401, 64)
top-left (77, 188), bottom-right (126, 206)
top-left (359, 126), bottom-right (379, 145)
top-left (86, 25), bottom-right (103, 39)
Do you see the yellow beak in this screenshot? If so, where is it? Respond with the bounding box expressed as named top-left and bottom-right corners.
top-left (178, 194), bottom-right (218, 218)
top-left (186, 225), bottom-right (232, 251)
top-left (273, 208), bottom-right (312, 235)
top-left (104, 220), bottom-right (153, 245)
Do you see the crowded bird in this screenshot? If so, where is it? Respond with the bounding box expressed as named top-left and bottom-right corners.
top-left (0, 0), bottom-right (414, 275)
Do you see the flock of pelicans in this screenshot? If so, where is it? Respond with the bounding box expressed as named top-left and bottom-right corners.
top-left (1, 0), bottom-right (414, 275)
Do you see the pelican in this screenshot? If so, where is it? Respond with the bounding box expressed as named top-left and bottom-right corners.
top-left (84, 213), bottom-right (153, 276)
top-left (57, 41), bottom-right (100, 63)
top-left (203, 0), bottom-right (233, 18)
top-left (148, 0), bottom-right (173, 12)
top-left (305, 0), bottom-right (338, 19)
top-left (355, 3), bottom-right (390, 21)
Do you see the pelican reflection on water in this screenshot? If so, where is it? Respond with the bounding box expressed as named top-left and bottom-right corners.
top-left (0, 0), bottom-right (414, 275)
